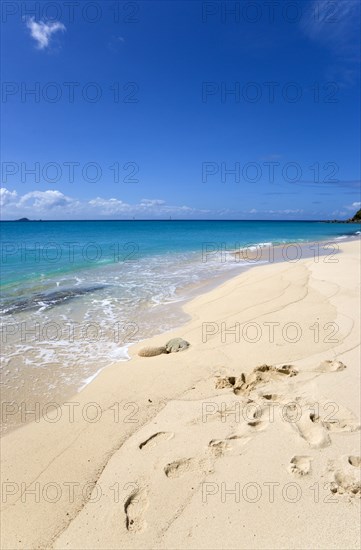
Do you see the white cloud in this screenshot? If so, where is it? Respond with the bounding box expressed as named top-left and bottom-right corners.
top-left (301, 0), bottom-right (359, 43)
top-left (266, 209), bottom-right (304, 215)
top-left (300, 0), bottom-right (360, 79)
top-left (0, 187), bottom-right (17, 206)
top-left (0, 188), bottom-right (344, 220)
top-left (25, 17), bottom-right (66, 50)
top-left (88, 197), bottom-right (130, 215)
top-left (19, 190), bottom-right (73, 209)
top-left (0, 188), bottom-right (209, 220)
top-left (140, 199), bottom-right (166, 207)
top-left (345, 201), bottom-right (361, 211)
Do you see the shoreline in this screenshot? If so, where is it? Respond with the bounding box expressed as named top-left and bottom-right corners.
top-left (1, 235), bottom-right (360, 437)
top-left (67, 233), bottom-right (361, 390)
top-left (1, 238), bottom-right (360, 549)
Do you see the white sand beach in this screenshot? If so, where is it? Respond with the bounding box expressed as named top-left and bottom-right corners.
top-left (1, 239), bottom-right (360, 549)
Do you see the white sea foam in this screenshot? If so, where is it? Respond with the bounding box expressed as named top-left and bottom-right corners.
top-left (77, 368), bottom-right (105, 392)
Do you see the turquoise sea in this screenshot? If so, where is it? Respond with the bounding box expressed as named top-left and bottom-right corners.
top-left (2, 219), bottom-right (361, 287)
top-left (1, 220), bottom-right (360, 432)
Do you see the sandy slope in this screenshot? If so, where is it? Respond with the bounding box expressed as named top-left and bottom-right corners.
top-left (1, 240), bottom-right (360, 549)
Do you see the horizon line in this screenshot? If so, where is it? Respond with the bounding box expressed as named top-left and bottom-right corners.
top-left (0, 219), bottom-right (357, 223)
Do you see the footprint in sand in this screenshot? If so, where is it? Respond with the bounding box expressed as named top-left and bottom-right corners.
top-left (323, 417), bottom-right (360, 433)
top-left (317, 360), bottom-right (346, 373)
top-left (310, 401), bottom-right (360, 434)
top-left (262, 393), bottom-right (282, 402)
top-left (164, 458), bottom-right (200, 478)
top-left (124, 489), bottom-right (149, 533)
top-left (139, 432), bottom-right (174, 450)
top-left (207, 431), bottom-right (253, 457)
top-left (327, 458), bottom-right (361, 498)
top-left (208, 440), bottom-right (232, 458)
top-left (348, 456), bottom-right (361, 468)
top-left (215, 376), bottom-right (240, 389)
top-left (294, 411), bottom-right (331, 448)
top-left (330, 472), bottom-right (361, 498)
top-left (215, 364), bottom-right (298, 397)
top-left (288, 455), bottom-right (312, 476)
top-left (247, 419), bottom-right (267, 430)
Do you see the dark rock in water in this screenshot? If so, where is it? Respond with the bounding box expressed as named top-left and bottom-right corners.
top-left (1, 284), bottom-right (107, 315)
top-left (16, 217), bottom-right (31, 222)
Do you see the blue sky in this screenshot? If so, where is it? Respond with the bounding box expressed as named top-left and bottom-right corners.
top-left (1, 0), bottom-right (360, 220)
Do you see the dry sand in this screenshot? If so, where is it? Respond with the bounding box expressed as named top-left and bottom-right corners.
top-left (1, 239), bottom-right (360, 549)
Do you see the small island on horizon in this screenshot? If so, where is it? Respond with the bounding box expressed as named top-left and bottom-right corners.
top-left (15, 217), bottom-right (42, 222)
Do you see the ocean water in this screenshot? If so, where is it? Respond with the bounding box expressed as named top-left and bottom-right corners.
top-left (1, 220), bottom-right (360, 432)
